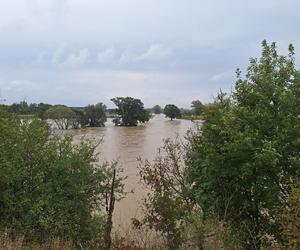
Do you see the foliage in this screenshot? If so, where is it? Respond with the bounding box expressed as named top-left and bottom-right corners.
top-left (84, 103), bottom-right (107, 127)
top-left (191, 100), bottom-right (204, 116)
top-left (111, 97), bottom-right (150, 126)
top-left (71, 108), bottom-right (87, 129)
top-left (277, 185), bottom-right (300, 249)
top-left (152, 105), bottom-right (163, 114)
top-left (134, 138), bottom-right (240, 250)
top-left (45, 105), bottom-right (76, 129)
top-left (186, 41), bottom-right (300, 248)
top-left (134, 138), bottom-right (195, 249)
top-left (180, 108), bottom-right (203, 121)
top-left (164, 104), bottom-right (181, 120)
top-left (8, 100), bottom-right (30, 115)
top-left (0, 112), bottom-right (125, 247)
top-left (180, 108), bottom-right (193, 117)
top-left (71, 103), bottom-right (107, 129)
top-left (7, 101), bottom-right (52, 119)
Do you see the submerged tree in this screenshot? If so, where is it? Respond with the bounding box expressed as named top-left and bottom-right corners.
top-left (164, 104), bottom-right (181, 120)
top-left (152, 105), bottom-right (163, 114)
top-left (186, 41), bottom-right (300, 248)
top-left (111, 97), bottom-right (150, 126)
top-left (45, 105), bottom-right (75, 129)
top-left (191, 100), bottom-right (204, 116)
top-left (84, 103), bottom-right (107, 127)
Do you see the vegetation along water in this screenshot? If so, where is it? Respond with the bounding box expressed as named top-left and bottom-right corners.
top-left (0, 41), bottom-right (299, 249)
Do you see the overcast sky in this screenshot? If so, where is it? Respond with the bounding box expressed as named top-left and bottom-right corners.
top-left (0, 0), bottom-right (299, 108)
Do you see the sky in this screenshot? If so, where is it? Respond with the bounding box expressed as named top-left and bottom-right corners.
top-left (0, 0), bottom-right (299, 108)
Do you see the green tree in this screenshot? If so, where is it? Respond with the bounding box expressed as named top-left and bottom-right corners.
top-left (84, 103), bottom-right (107, 127)
top-left (36, 103), bottom-right (52, 120)
top-left (134, 138), bottom-right (239, 250)
top-left (71, 108), bottom-right (87, 129)
top-left (111, 97), bottom-right (150, 126)
top-left (45, 105), bottom-right (76, 129)
top-left (0, 112), bottom-right (124, 247)
top-left (8, 101), bottom-right (29, 115)
top-left (164, 104), bottom-right (181, 120)
top-left (191, 100), bottom-right (204, 116)
top-left (152, 105), bottom-right (162, 114)
top-left (135, 139), bottom-right (193, 249)
top-left (186, 41), bottom-right (300, 248)
top-left (7, 102), bottom-right (52, 119)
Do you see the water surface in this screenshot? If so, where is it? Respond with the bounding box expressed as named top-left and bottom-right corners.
top-left (70, 114), bottom-right (197, 228)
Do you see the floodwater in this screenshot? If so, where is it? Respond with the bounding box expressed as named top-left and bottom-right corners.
top-left (69, 114), bottom-right (198, 228)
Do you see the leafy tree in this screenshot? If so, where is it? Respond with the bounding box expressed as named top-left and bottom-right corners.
top-left (36, 103), bottom-right (52, 120)
top-left (191, 100), bottom-right (204, 116)
top-left (152, 105), bottom-right (163, 114)
top-left (7, 102), bottom-right (52, 119)
top-left (164, 104), bottom-right (181, 120)
top-left (134, 138), bottom-right (195, 249)
top-left (84, 103), bottom-right (107, 127)
top-left (8, 101), bottom-right (29, 115)
top-left (186, 41), bottom-right (300, 248)
top-left (134, 138), bottom-right (239, 250)
top-left (71, 108), bottom-right (87, 129)
top-left (181, 108), bottom-right (193, 117)
top-left (111, 97), bottom-right (150, 126)
top-left (0, 112), bottom-right (124, 247)
top-left (45, 105), bottom-right (76, 129)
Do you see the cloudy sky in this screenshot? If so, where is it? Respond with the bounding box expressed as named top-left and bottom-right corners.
top-left (0, 0), bottom-right (299, 108)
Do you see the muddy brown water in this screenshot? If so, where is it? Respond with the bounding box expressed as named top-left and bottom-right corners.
top-left (68, 114), bottom-right (199, 229)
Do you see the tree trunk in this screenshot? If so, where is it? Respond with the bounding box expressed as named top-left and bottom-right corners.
top-left (104, 168), bottom-right (116, 250)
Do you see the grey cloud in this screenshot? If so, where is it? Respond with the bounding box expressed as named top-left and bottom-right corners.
top-left (51, 44), bottom-right (67, 65)
top-left (120, 44), bottom-right (173, 64)
top-left (59, 48), bottom-right (90, 67)
top-left (0, 0), bottom-right (299, 107)
top-left (3, 80), bottom-right (35, 92)
top-left (97, 48), bottom-right (116, 64)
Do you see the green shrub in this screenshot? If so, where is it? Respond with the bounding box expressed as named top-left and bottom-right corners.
top-left (0, 112), bottom-right (123, 247)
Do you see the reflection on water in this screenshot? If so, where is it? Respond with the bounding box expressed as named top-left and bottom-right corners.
top-left (69, 114), bottom-right (198, 228)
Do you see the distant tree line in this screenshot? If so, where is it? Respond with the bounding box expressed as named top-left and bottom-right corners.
top-left (7, 101), bottom-right (52, 119)
top-left (5, 98), bottom-right (205, 129)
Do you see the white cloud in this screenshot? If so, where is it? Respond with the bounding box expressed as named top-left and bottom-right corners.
top-left (97, 48), bottom-right (116, 64)
top-left (137, 44), bottom-right (173, 62)
top-left (59, 48), bottom-right (90, 67)
top-left (3, 80), bottom-right (35, 92)
top-left (52, 44), bottom-right (67, 65)
top-left (120, 44), bottom-right (173, 64)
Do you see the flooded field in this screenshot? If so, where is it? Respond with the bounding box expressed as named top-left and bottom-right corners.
top-left (69, 114), bottom-right (198, 228)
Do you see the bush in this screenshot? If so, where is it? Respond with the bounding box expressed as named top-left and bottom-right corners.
top-left (186, 41), bottom-right (300, 248)
top-left (45, 105), bottom-right (75, 129)
top-left (0, 112), bottom-right (124, 247)
top-left (277, 185), bottom-right (300, 249)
